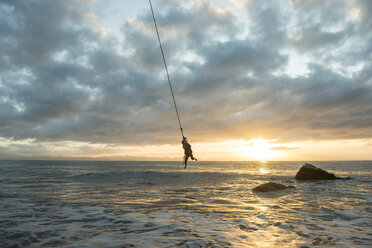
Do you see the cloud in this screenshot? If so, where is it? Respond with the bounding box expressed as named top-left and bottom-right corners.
top-left (0, 0), bottom-right (371, 158)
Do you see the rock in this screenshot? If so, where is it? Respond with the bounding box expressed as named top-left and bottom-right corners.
top-left (295, 163), bottom-right (336, 180)
top-left (252, 182), bottom-right (295, 192)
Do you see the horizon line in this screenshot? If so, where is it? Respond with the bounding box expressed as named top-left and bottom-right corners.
top-left (1, 158), bottom-right (371, 162)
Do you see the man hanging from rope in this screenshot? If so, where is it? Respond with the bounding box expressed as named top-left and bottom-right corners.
top-left (182, 136), bottom-right (197, 169)
top-left (149, 0), bottom-right (198, 169)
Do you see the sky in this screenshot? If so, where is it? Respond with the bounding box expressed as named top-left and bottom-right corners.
top-left (0, 0), bottom-right (371, 161)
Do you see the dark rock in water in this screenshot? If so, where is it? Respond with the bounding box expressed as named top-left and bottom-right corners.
top-left (252, 182), bottom-right (295, 192)
top-left (295, 163), bottom-right (337, 180)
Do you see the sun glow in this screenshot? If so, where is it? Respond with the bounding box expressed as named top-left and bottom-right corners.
top-left (235, 139), bottom-right (283, 161)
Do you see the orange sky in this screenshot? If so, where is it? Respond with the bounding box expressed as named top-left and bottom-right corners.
top-left (1, 137), bottom-right (371, 161)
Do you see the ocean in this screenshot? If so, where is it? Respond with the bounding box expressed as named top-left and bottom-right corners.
top-left (0, 160), bottom-right (371, 247)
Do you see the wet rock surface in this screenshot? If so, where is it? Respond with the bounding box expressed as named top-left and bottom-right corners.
top-left (295, 163), bottom-right (337, 180)
top-left (252, 182), bottom-right (295, 192)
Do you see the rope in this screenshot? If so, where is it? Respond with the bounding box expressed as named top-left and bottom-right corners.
top-left (149, 0), bottom-right (184, 138)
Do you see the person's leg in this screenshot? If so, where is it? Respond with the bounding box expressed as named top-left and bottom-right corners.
top-left (184, 155), bottom-right (189, 169)
top-left (190, 153), bottom-right (197, 161)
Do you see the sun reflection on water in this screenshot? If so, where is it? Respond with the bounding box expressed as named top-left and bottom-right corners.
top-left (259, 167), bottom-right (269, 174)
top-left (258, 205), bottom-right (268, 212)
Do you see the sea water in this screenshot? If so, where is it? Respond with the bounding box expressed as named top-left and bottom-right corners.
top-left (0, 160), bottom-right (371, 247)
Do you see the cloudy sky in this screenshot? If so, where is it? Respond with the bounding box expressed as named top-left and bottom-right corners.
top-left (1, 0), bottom-right (371, 161)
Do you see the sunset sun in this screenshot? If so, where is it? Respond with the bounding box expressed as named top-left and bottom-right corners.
top-left (236, 139), bottom-right (283, 161)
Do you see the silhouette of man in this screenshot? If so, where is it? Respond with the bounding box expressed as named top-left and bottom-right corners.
top-left (182, 136), bottom-right (197, 169)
